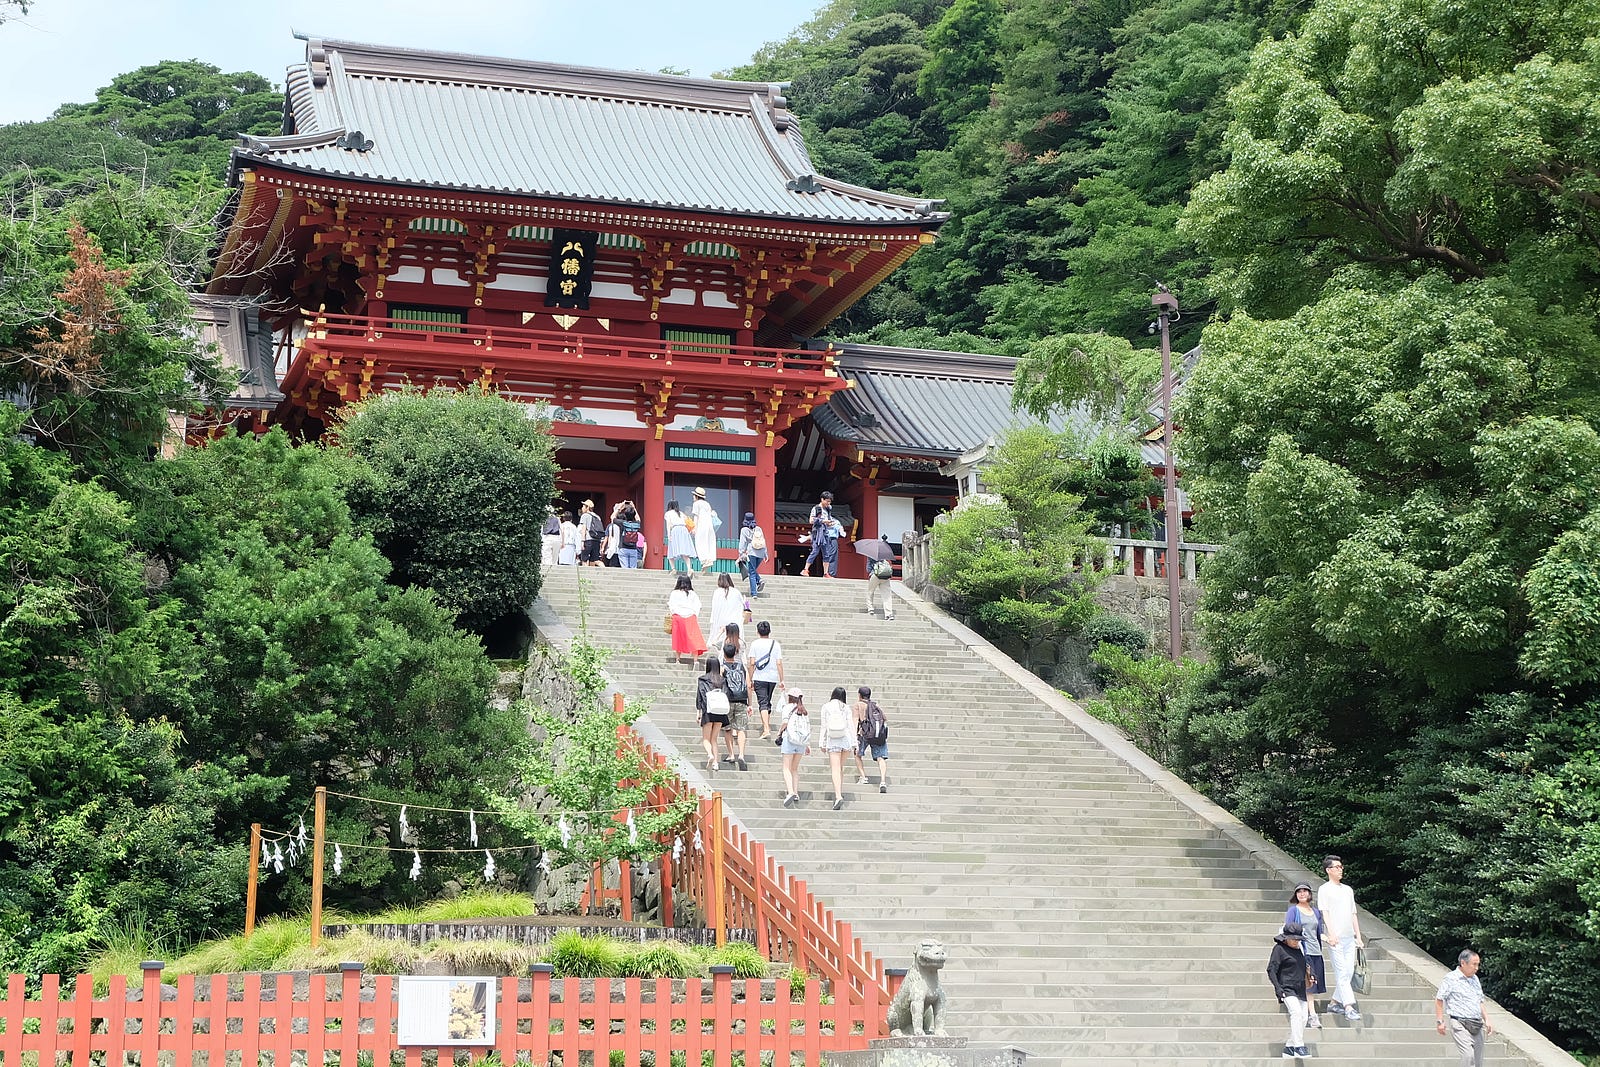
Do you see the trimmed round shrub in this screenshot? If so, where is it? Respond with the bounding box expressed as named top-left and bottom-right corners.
top-left (1080, 613), bottom-right (1147, 655)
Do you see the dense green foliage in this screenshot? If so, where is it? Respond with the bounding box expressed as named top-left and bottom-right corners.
top-left (732, 0), bottom-right (1275, 353)
top-left (754, 0), bottom-right (1600, 1048)
top-left (1161, 0), bottom-right (1600, 1045)
top-left (0, 174), bottom-right (541, 972)
top-left (931, 427), bottom-right (1139, 642)
top-left (0, 60), bottom-right (282, 192)
top-left (334, 389), bottom-right (559, 631)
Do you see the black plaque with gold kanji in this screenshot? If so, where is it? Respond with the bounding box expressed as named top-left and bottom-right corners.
top-left (544, 229), bottom-right (599, 310)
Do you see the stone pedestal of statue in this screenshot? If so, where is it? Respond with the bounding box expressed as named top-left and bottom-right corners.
top-left (823, 1036), bottom-right (1028, 1067)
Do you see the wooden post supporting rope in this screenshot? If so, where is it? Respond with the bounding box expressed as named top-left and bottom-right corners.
top-left (310, 786), bottom-right (327, 948)
top-left (245, 823), bottom-right (262, 936)
top-left (709, 791), bottom-right (727, 948)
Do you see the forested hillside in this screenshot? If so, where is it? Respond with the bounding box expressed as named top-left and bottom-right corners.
top-left (0, 63), bottom-right (556, 974)
top-left (729, 0), bottom-right (1282, 352)
top-left (734, 0), bottom-right (1600, 1052)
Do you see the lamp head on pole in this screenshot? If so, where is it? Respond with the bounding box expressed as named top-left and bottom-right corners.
top-left (1151, 288), bottom-right (1178, 315)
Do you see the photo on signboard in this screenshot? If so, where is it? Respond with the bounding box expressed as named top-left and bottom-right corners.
top-left (396, 976), bottom-right (496, 1045)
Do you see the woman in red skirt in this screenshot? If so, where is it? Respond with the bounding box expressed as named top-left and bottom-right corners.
top-left (667, 573), bottom-right (706, 664)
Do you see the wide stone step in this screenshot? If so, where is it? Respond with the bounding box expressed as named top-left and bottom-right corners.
top-left (531, 574), bottom-right (1562, 1067)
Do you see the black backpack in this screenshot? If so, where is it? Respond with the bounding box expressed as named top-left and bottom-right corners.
top-left (543, 514), bottom-right (561, 536)
top-left (860, 699), bottom-right (888, 745)
top-left (722, 660), bottom-right (749, 703)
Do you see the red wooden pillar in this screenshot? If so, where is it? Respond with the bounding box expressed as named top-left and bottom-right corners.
top-left (642, 432), bottom-right (667, 567)
top-left (755, 436), bottom-right (777, 571)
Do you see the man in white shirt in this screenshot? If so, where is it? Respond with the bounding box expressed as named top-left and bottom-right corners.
top-left (1435, 949), bottom-right (1493, 1067)
top-left (1317, 854), bottom-right (1365, 1020)
top-left (745, 620), bottom-right (784, 739)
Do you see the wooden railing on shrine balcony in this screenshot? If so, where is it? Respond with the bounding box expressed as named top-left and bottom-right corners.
top-left (303, 312), bottom-right (840, 378)
top-left (0, 966), bottom-right (881, 1067)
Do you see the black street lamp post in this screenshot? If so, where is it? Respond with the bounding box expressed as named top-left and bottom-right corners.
top-left (1152, 286), bottom-right (1181, 661)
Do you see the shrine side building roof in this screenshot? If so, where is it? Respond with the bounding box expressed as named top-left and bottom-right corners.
top-left (811, 344), bottom-right (1094, 460)
top-left (234, 35), bottom-right (946, 228)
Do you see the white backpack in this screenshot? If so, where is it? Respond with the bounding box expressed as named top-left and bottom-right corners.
top-left (823, 700), bottom-right (851, 742)
top-left (750, 526), bottom-right (767, 553)
top-left (783, 709), bottom-right (811, 746)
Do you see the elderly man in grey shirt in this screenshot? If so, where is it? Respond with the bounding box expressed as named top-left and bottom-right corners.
top-left (1435, 949), bottom-right (1494, 1066)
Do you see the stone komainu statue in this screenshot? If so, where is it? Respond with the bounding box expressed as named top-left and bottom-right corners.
top-left (886, 937), bottom-right (948, 1036)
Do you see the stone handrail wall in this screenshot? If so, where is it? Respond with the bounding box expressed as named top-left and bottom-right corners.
top-left (898, 529), bottom-right (1222, 595)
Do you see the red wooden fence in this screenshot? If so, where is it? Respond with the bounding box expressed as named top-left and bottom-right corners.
top-left (620, 726), bottom-right (896, 1018)
top-left (0, 965), bottom-right (881, 1067)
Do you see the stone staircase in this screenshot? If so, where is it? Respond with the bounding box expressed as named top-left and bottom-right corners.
top-left (533, 566), bottom-right (1562, 1067)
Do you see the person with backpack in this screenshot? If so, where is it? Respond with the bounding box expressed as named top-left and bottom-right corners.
top-left (852, 685), bottom-right (890, 793)
top-left (578, 499), bottom-right (605, 566)
top-left (818, 686), bottom-right (854, 810)
top-left (866, 534), bottom-right (896, 620)
top-left (719, 641), bottom-right (751, 770)
top-left (541, 506), bottom-right (562, 566)
top-left (694, 656), bottom-right (729, 772)
top-left (737, 512), bottom-right (768, 597)
top-left (776, 688), bottom-right (811, 806)
top-left (746, 620), bottom-right (785, 739)
top-left (612, 503), bottom-right (646, 569)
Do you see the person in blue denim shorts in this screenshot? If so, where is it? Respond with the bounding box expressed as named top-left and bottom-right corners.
top-left (851, 685), bottom-right (890, 793)
top-left (777, 689), bottom-right (811, 807)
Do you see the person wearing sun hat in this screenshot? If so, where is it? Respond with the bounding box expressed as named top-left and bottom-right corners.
top-left (1267, 922), bottom-right (1312, 1059)
top-left (775, 687), bottom-right (811, 807)
top-left (689, 487), bottom-right (719, 572)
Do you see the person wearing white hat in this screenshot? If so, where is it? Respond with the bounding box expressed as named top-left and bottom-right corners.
top-left (776, 688), bottom-right (811, 807)
top-left (689, 486), bottom-right (720, 572)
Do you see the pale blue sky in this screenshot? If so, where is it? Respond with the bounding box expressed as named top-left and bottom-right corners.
top-left (0, 0), bottom-right (826, 124)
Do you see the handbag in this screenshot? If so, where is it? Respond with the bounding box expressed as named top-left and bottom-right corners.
top-left (737, 558), bottom-right (748, 579)
top-left (1351, 945), bottom-right (1372, 995)
top-left (661, 613), bottom-right (673, 635)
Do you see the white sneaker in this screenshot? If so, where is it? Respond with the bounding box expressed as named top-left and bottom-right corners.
top-left (856, 776), bottom-right (870, 785)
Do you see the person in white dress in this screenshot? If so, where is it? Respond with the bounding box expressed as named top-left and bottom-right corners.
top-left (707, 572), bottom-right (743, 652)
top-left (557, 511), bottom-right (580, 566)
top-left (690, 486), bottom-right (720, 571)
top-left (664, 500), bottom-right (696, 573)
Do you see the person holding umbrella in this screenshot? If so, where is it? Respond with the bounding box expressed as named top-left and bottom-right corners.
top-left (857, 534), bottom-right (897, 620)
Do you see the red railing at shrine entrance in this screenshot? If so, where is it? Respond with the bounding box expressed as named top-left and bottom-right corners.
top-left (295, 312), bottom-right (841, 381)
top-left (0, 966), bottom-right (882, 1067)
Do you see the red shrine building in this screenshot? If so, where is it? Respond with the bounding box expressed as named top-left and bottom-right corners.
top-left (205, 36), bottom-right (1075, 576)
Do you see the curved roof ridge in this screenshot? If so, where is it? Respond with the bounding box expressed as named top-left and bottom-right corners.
top-left (298, 33), bottom-right (789, 112)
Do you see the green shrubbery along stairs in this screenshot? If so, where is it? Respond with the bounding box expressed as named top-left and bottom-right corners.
top-left (532, 567), bottom-right (1573, 1067)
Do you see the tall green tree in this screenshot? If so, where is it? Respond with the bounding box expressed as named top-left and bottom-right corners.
top-left (0, 182), bottom-right (228, 476)
top-left (1175, 0), bottom-right (1600, 1042)
top-left (931, 426), bottom-right (1106, 643)
top-left (333, 388), bottom-right (559, 632)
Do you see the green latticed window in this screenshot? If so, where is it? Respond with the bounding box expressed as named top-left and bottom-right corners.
top-left (666, 445), bottom-right (754, 465)
top-left (663, 327), bottom-right (734, 356)
top-left (390, 305), bottom-right (465, 333)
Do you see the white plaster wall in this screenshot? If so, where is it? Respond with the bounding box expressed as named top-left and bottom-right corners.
top-left (878, 495), bottom-right (917, 543)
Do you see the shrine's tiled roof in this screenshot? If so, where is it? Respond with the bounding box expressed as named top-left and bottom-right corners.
top-left (234, 36), bottom-right (945, 228)
top-left (811, 344), bottom-right (1093, 459)
top-left (191, 296), bottom-right (281, 408)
